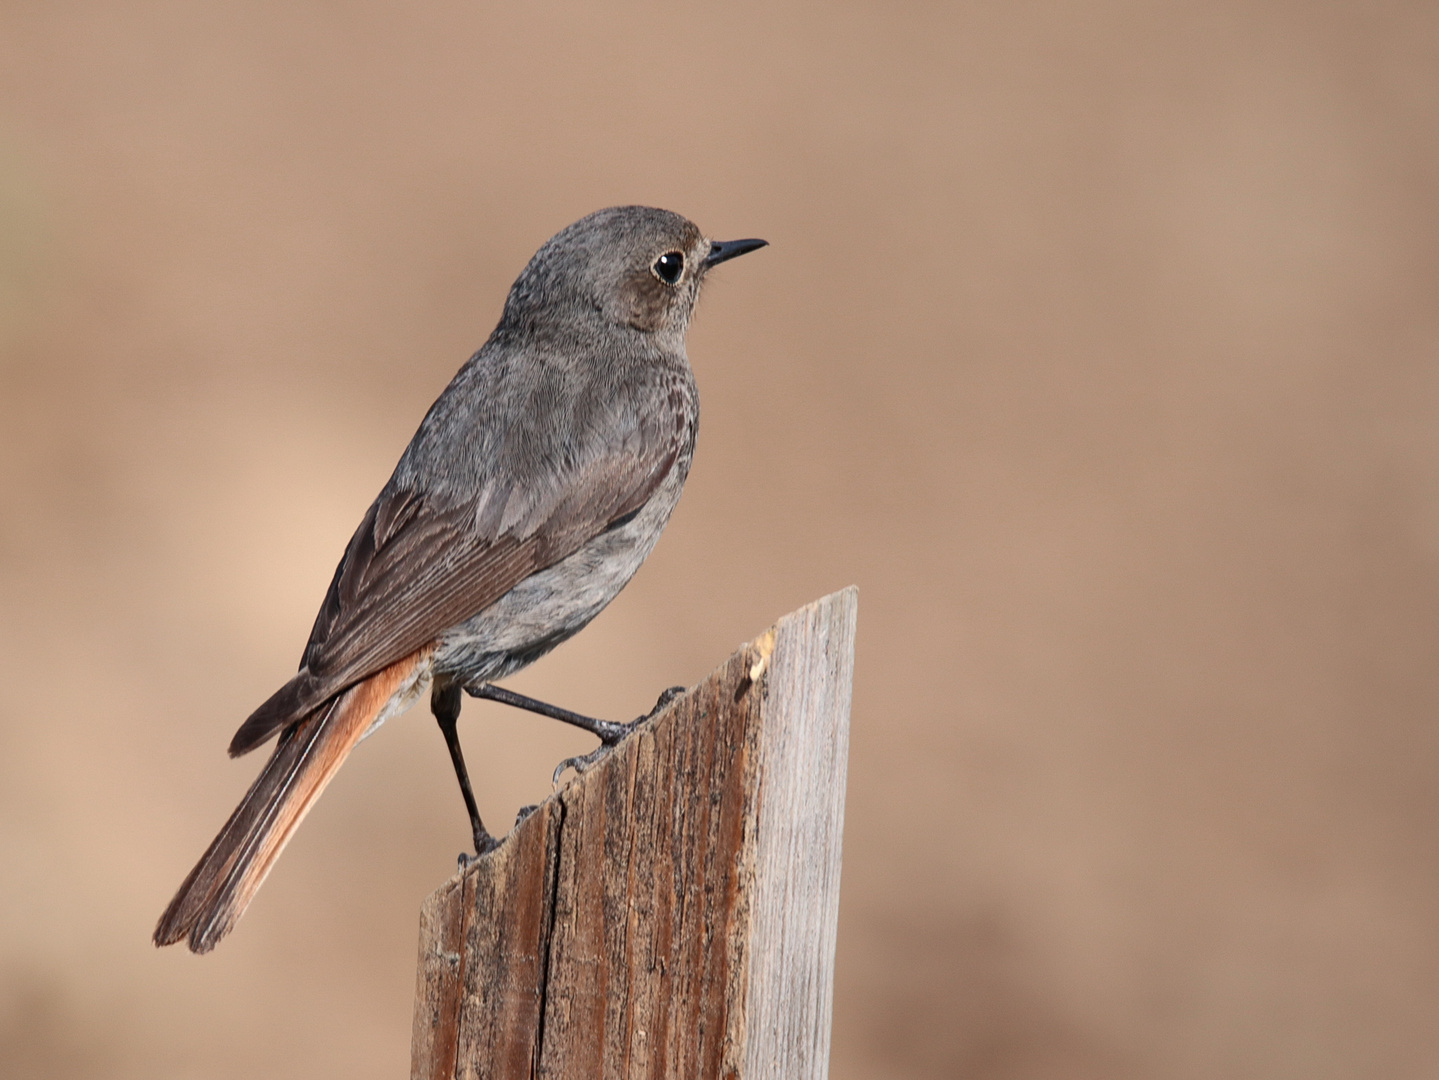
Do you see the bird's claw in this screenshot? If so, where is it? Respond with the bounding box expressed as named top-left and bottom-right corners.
top-left (456, 830), bottom-right (499, 870)
top-left (552, 743), bottom-right (617, 788)
top-left (641, 685), bottom-right (687, 723)
top-left (550, 687), bottom-right (687, 789)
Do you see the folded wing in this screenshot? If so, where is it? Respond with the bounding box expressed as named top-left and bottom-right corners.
top-left (229, 363), bottom-right (688, 757)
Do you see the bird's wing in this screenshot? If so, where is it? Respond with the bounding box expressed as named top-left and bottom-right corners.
top-left (228, 370), bottom-right (687, 756)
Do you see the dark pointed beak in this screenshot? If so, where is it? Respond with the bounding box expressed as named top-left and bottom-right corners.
top-left (704, 237), bottom-right (768, 268)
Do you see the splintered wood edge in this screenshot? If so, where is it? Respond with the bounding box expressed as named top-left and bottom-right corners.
top-left (743, 587), bottom-right (857, 1080)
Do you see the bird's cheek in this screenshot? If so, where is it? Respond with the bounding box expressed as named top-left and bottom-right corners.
top-left (618, 274), bottom-right (673, 333)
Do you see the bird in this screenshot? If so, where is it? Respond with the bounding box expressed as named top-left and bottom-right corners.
top-left (153, 206), bottom-right (767, 953)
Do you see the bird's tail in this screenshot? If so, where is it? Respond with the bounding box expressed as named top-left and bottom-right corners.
top-left (154, 650), bottom-right (428, 953)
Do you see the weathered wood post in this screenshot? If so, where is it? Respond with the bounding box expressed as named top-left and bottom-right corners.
top-left (410, 588), bottom-right (857, 1080)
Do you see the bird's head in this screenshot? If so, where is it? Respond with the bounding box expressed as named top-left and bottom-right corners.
top-left (500, 206), bottom-right (767, 345)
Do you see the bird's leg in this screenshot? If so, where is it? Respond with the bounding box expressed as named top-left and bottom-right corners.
top-left (431, 683), bottom-right (497, 865)
top-left (464, 683), bottom-right (630, 740)
top-left (464, 683), bottom-right (688, 786)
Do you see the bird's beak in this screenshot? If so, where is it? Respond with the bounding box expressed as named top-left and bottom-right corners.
top-left (704, 237), bottom-right (768, 268)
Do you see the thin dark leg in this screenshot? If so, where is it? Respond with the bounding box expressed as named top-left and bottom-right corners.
top-left (466, 682), bottom-right (689, 785)
top-left (431, 683), bottom-right (496, 861)
top-left (464, 683), bottom-right (631, 742)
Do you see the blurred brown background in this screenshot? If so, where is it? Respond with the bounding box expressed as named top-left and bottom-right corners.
top-left (1, 2), bottom-right (1437, 1077)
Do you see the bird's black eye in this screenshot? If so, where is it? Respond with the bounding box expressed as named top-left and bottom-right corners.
top-left (651, 251), bottom-right (684, 285)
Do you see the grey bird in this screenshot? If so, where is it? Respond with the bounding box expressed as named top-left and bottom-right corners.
top-left (153, 206), bottom-right (766, 953)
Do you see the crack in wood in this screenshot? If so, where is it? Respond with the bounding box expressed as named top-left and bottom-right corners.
top-left (529, 795), bottom-right (563, 1078)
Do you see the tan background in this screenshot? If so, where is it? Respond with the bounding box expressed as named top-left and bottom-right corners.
top-left (2, 2), bottom-right (1437, 1077)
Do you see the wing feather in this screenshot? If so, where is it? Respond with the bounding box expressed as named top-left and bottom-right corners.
top-left (228, 364), bottom-right (688, 757)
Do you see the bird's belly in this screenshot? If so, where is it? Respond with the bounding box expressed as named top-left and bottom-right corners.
top-left (431, 477), bottom-right (682, 687)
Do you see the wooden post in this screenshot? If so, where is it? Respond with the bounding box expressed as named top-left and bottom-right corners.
top-left (410, 588), bottom-right (857, 1080)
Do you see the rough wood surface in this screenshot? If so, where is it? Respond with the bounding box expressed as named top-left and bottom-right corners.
top-left (410, 588), bottom-right (857, 1080)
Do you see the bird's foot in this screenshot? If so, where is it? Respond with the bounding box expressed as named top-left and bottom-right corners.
top-left (551, 741), bottom-right (623, 787)
top-left (550, 686), bottom-right (687, 787)
top-left (645, 685), bottom-right (687, 720)
top-left (455, 829), bottom-right (500, 870)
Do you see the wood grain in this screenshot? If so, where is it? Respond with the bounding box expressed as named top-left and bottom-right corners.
top-left (410, 588), bottom-right (857, 1080)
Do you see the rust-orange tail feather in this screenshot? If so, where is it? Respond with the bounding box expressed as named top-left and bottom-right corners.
top-left (154, 652), bottom-right (426, 953)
